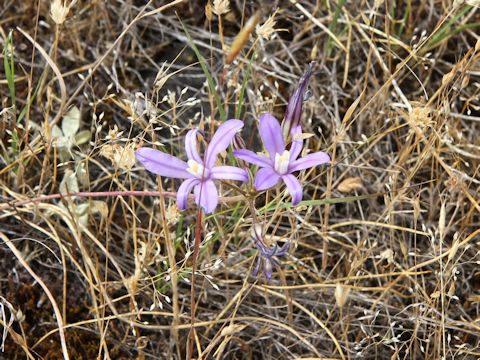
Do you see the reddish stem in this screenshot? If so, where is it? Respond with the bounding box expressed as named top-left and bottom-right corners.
top-left (1, 190), bottom-right (243, 210)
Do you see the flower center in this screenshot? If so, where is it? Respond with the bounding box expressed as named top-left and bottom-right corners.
top-left (274, 150), bottom-right (290, 175)
top-left (187, 159), bottom-right (208, 179)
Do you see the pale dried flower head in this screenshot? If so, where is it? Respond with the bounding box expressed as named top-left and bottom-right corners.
top-left (50, 0), bottom-right (69, 25)
top-left (100, 143), bottom-right (136, 170)
top-left (256, 10), bottom-right (279, 40)
top-left (105, 125), bottom-right (124, 141)
top-left (165, 204), bottom-right (180, 225)
top-left (408, 105), bottom-right (433, 134)
top-left (213, 0), bottom-right (230, 15)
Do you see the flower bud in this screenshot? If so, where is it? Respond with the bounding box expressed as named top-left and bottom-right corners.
top-left (281, 62), bottom-right (316, 139)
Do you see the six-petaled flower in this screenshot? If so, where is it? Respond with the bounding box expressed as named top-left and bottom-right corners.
top-left (233, 113), bottom-right (330, 205)
top-left (135, 119), bottom-right (248, 214)
top-left (251, 224), bottom-right (289, 280)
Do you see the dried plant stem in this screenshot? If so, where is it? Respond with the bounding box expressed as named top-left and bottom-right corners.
top-left (187, 208), bottom-right (203, 359)
top-left (156, 181), bottom-right (181, 357)
top-left (1, 190), bottom-right (244, 211)
top-left (0, 231), bottom-right (70, 360)
top-left (218, 15), bottom-right (225, 52)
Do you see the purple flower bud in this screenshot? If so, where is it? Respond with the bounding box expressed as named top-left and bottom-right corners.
top-left (281, 62), bottom-right (316, 140)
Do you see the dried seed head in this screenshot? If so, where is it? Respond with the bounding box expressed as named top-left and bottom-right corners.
top-left (408, 105), bottom-right (433, 133)
top-left (205, 0), bottom-right (213, 21)
top-left (337, 177), bottom-right (363, 193)
top-left (256, 10), bottom-right (279, 40)
top-left (438, 199), bottom-right (446, 241)
top-left (213, 0), bottom-right (230, 16)
top-left (100, 143), bottom-right (136, 170)
top-left (50, 0), bottom-right (69, 25)
top-left (448, 233), bottom-right (460, 262)
top-left (225, 11), bottom-right (261, 64)
top-left (335, 283), bottom-right (351, 308)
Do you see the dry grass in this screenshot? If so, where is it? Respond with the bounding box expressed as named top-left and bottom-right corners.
top-left (1, 0), bottom-right (480, 359)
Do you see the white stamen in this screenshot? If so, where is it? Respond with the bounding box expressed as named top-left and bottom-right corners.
top-left (187, 159), bottom-right (207, 178)
top-left (274, 150), bottom-right (290, 175)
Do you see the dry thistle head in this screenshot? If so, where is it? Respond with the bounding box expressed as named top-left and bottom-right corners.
top-left (50, 0), bottom-right (69, 25)
top-left (213, 0), bottom-right (230, 16)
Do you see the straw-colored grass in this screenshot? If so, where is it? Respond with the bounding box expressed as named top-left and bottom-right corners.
top-left (1, 0), bottom-right (479, 359)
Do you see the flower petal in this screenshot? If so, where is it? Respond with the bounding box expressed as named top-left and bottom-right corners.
top-left (263, 259), bottom-right (274, 280)
top-left (176, 178), bottom-right (200, 210)
top-left (211, 166), bottom-right (248, 182)
top-left (233, 149), bottom-right (272, 168)
top-left (194, 180), bottom-right (219, 214)
top-left (259, 113), bottom-right (285, 159)
top-left (136, 148), bottom-right (191, 179)
top-left (253, 255), bottom-right (262, 277)
top-left (282, 174), bottom-right (303, 205)
top-left (254, 167), bottom-right (280, 191)
top-left (288, 151), bottom-right (330, 173)
top-left (204, 119), bottom-right (244, 168)
top-left (289, 125), bottom-right (303, 160)
top-left (185, 129), bottom-right (202, 163)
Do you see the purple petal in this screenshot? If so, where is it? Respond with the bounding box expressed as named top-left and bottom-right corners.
top-left (275, 242), bottom-right (290, 256)
top-left (263, 259), bottom-right (273, 280)
top-left (289, 125), bottom-right (303, 160)
top-left (282, 174), bottom-right (303, 205)
top-left (204, 119), bottom-right (244, 169)
top-left (176, 178), bottom-right (200, 210)
top-left (194, 180), bottom-right (219, 214)
top-left (233, 149), bottom-right (272, 168)
top-left (185, 129), bottom-right (202, 163)
top-left (288, 151), bottom-right (330, 173)
top-left (259, 114), bottom-right (285, 159)
top-left (254, 167), bottom-right (280, 191)
top-left (253, 256), bottom-right (262, 277)
top-left (136, 148), bottom-right (191, 179)
top-left (211, 166), bottom-right (248, 182)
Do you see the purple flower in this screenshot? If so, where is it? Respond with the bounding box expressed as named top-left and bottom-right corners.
top-left (251, 224), bottom-right (289, 280)
top-left (136, 120), bottom-right (248, 214)
top-left (233, 114), bottom-right (330, 205)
